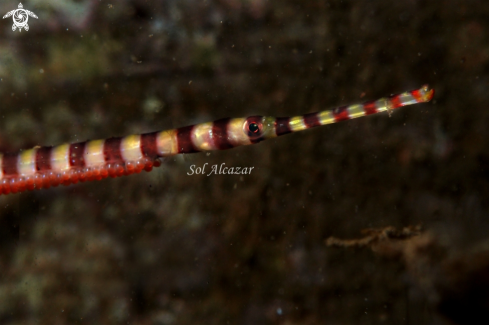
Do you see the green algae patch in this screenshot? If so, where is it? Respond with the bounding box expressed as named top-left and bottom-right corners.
top-left (47, 35), bottom-right (122, 80)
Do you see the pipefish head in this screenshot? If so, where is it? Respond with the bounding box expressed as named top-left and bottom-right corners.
top-left (227, 85), bottom-right (434, 148)
top-left (224, 116), bottom-right (278, 147)
top-left (229, 114), bottom-right (314, 146)
top-left (243, 116), bottom-right (278, 143)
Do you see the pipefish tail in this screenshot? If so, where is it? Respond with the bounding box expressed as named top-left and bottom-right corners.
top-left (0, 85), bottom-right (434, 195)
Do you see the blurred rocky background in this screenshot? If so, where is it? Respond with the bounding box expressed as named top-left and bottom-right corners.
top-left (0, 0), bottom-right (486, 324)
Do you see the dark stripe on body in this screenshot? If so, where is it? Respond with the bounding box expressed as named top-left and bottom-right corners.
top-left (389, 95), bottom-right (402, 109)
top-left (333, 106), bottom-right (350, 122)
top-left (104, 137), bottom-right (124, 163)
top-left (2, 153), bottom-right (18, 176)
top-left (176, 125), bottom-right (198, 153)
top-left (212, 118), bottom-right (234, 150)
top-left (275, 117), bottom-right (292, 136)
top-left (411, 89), bottom-right (422, 102)
top-left (363, 101), bottom-right (377, 115)
top-left (303, 112), bottom-right (321, 128)
top-left (140, 132), bottom-right (158, 159)
top-left (69, 142), bottom-right (86, 167)
top-left (36, 147), bottom-right (52, 172)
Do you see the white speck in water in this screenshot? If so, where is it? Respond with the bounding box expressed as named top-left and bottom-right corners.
top-left (277, 308), bottom-right (282, 315)
top-left (39, 69), bottom-right (44, 74)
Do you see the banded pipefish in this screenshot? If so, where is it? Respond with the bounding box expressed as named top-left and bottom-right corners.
top-left (0, 85), bottom-right (434, 195)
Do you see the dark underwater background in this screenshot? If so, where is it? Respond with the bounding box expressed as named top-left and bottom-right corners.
top-left (0, 1), bottom-right (487, 324)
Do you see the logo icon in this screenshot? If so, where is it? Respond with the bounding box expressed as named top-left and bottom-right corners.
top-left (3, 3), bottom-right (38, 32)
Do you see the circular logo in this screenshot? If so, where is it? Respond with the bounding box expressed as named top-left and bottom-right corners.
top-left (13, 10), bottom-right (28, 29)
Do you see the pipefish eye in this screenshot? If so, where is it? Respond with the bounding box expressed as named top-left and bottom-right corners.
top-left (244, 116), bottom-right (264, 142)
top-left (248, 122), bottom-right (259, 134)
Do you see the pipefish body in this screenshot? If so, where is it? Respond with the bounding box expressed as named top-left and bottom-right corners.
top-left (0, 85), bottom-right (434, 195)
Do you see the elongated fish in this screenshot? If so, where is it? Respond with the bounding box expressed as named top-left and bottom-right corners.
top-left (0, 85), bottom-right (434, 195)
